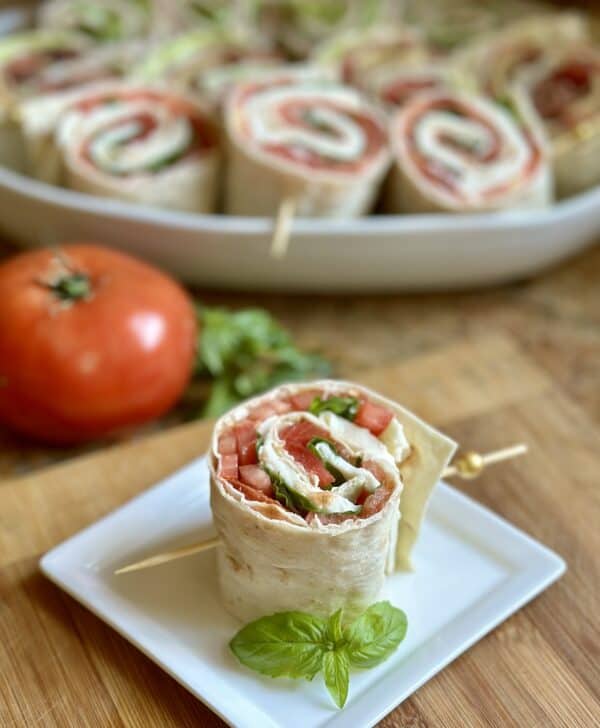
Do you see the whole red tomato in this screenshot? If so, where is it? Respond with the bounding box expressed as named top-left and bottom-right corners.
top-left (0, 244), bottom-right (197, 444)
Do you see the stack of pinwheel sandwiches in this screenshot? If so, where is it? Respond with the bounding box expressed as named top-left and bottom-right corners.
top-left (1, 0), bottom-right (598, 216)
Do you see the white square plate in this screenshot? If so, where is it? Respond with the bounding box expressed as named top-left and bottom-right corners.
top-left (41, 456), bottom-right (565, 728)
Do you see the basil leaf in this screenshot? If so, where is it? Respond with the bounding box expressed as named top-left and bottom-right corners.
top-left (326, 608), bottom-right (345, 645)
top-left (309, 396), bottom-right (359, 421)
top-left (193, 306), bottom-right (331, 418)
top-left (230, 611), bottom-right (328, 680)
top-left (267, 469), bottom-right (321, 514)
top-left (323, 649), bottom-right (350, 709)
top-left (345, 601), bottom-right (408, 669)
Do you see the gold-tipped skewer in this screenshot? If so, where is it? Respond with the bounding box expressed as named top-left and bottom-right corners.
top-left (114, 443), bottom-right (528, 575)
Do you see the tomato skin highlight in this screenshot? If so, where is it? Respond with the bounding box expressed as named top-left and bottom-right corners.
top-left (354, 400), bottom-right (394, 436)
top-left (234, 421), bottom-right (258, 465)
top-left (0, 244), bottom-right (197, 444)
top-left (239, 464), bottom-right (272, 494)
top-left (281, 420), bottom-right (335, 487)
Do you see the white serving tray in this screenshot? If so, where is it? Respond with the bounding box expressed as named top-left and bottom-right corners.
top-left (1, 165), bottom-right (598, 292)
top-left (41, 456), bottom-right (565, 728)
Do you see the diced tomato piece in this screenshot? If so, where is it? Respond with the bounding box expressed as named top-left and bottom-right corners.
top-left (281, 421), bottom-right (335, 487)
top-left (287, 443), bottom-right (335, 487)
top-left (220, 453), bottom-right (238, 480)
top-left (239, 465), bottom-right (273, 494)
top-left (232, 479), bottom-right (278, 504)
top-left (360, 484), bottom-right (392, 518)
top-left (290, 390), bottom-right (320, 410)
top-left (234, 421), bottom-right (258, 466)
top-left (218, 432), bottom-right (237, 455)
top-left (249, 403), bottom-right (277, 422)
top-left (282, 420), bottom-right (328, 444)
top-left (354, 400), bottom-right (394, 436)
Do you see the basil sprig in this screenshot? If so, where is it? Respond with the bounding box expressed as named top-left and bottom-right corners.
top-left (192, 307), bottom-right (331, 418)
top-left (309, 395), bottom-right (359, 421)
top-left (230, 601), bottom-right (408, 709)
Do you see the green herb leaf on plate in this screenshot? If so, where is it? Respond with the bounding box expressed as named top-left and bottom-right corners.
top-left (229, 611), bottom-right (328, 680)
top-left (345, 601), bottom-right (408, 669)
top-left (323, 648), bottom-right (350, 709)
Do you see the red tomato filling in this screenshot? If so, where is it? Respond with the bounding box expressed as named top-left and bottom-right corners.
top-left (74, 90), bottom-right (217, 174)
top-left (382, 78), bottom-right (441, 107)
top-left (533, 60), bottom-right (596, 125)
top-left (238, 81), bottom-right (386, 173)
top-left (5, 48), bottom-right (79, 87)
top-left (404, 96), bottom-right (541, 199)
top-left (217, 388), bottom-right (397, 519)
top-left (280, 420), bottom-right (335, 488)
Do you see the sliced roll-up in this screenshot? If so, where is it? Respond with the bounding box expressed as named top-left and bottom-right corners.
top-left (313, 24), bottom-right (428, 88)
top-left (210, 380), bottom-right (456, 621)
top-left (224, 74), bottom-right (390, 217)
top-left (48, 84), bottom-right (220, 212)
top-left (0, 30), bottom-right (89, 170)
top-left (18, 44), bottom-right (144, 182)
top-left (36, 0), bottom-right (151, 43)
top-left (386, 90), bottom-right (552, 214)
top-left (454, 13), bottom-right (588, 103)
top-left (512, 45), bottom-right (600, 198)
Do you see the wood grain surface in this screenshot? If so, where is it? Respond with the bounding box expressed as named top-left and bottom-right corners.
top-left (1, 333), bottom-right (599, 727)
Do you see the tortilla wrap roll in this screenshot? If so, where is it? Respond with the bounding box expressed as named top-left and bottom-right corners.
top-left (36, 0), bottom-right (151, 43)
top-left (0, 30), bottom-right (89, 171)
top-left (454, 12), bottom-right (588, 102)
top-left (386, 90), bottom-right (552, 214)
top-left (50, 84), bottom-right (221, 212)
top-left (512, 45), bottom-right (600, 198)
top-left (224, 74), bottom-right (391, 217)
top-left (18, 44), bottom-right (143, 182)
top-left (210, 380), bottom-right (456, 622)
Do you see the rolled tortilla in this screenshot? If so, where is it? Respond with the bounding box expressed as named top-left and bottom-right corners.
top-left (224, 73), bottom-right (391, 217)
top-left (386, 90), bottom-right (552, 214)
top-left (454, 13), bottom-right (588, 102)
top-left (36, 0), bottom-right (151, 43)
top-left (512, 45), bottom-right (600, 198)
top-left (49, 83), bottom-right (221, 212)
top-left (210, 380), bottom-right (456, 622)
top-left (18, 44), bottom-right (143, 182)
top-left (0, 30), bottom-right (89, 171)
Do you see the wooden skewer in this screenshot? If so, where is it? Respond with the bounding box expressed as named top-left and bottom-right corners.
top-left (270, 195), bottom-right (297, 259)
top-left (114, 443), bottom-right (528, 575)
top-left (114, 536), bottom-right (220, 575)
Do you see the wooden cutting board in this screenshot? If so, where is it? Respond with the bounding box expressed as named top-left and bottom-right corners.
top-left (1, 333), bottom-right (598, 727)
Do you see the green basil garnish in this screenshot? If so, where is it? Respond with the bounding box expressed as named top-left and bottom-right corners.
top-left (230, 601), bottom-right (408, 709)
top-left (309, 395), bottom-right (359, 421)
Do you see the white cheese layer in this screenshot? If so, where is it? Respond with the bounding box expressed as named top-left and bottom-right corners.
top-left (413, 104), bottom-right (530, 203)
top-left (243, 83), bottom-right (367, 162)
top-left (256, 410), bottom-right (404, 515)
top-left (58, 98), bottom-right (195, 175)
